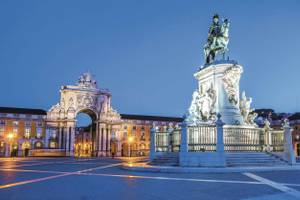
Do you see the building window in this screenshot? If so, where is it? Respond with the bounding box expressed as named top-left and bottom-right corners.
top-left (51, 131), bottom-right (57, 139)
top-left (13, 114), bottom-right (19, 118)
top-left (123, 132), bottom-right (127, 140)
top-left (36, 128), bottom-right (42, 138)
top-left (35, 142), bottom-right (43, 149)
top-left (140, 132), bottom-right (145, 141)
top-left (25, 114), bottom-right (32, 118)
top-left (25, 121), bottom-right (31, 127)
top-left (13, 128), bottom-right (18, 134)
top-left (50, 141), bottom-right (57, 148)
top-left (0, 120), bottom-right (5, 126)
top-left (132, 125), bottom-right (138, 136)
top-left (25, 128), bottom-right (30, 138)
top-left (37, 121), bottom-right (43, 127)
top-left (13, 121), bottom-right (19, 126)
top-left (0, 127), bottom-right (4, 136)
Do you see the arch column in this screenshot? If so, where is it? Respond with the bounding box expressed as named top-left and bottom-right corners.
top-left (65, 120), bottom-right (76, 156)
top-left (58, 126), bottom-right (63, 149)
top-left (97, 122), bottom-right (107, 156)
top-left (117, 140), bottom-right (122, 157)
top-left (106, 125), bottom-right (111, 156)
top-left (95, 122), bottom-right (100, 156)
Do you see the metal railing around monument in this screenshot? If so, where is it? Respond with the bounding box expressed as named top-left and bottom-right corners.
top-left (171, 129), bottom-right (181, 152)
top-left (154, 128), bottom-right (181, 152)
top-left (187, 125), bottom-right (217, 152)
top-left (154, 124), bottom-right (285, 153)
top-left (223, 126), bottom-right (264, 151)
top-left (270, 130), bottom-right (284, 152)
top-left (155, 131), bottom-right (169, 152)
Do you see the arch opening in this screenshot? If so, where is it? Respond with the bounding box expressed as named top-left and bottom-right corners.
top-left (74, 109), bottom-right (97, 157)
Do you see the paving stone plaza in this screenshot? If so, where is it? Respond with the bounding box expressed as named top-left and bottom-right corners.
top-left (1, 157), bottom-right (300, 200)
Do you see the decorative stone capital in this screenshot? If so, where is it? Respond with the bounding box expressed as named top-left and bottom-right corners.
top-left (216, 113), bottom-right (225, 127)
top-left (263, 119), bottom-right (271, 131)
top-left (282, 118), bottom-right (291, 129)
top-left (150, 122), bottom-right (157, 132)
top-left (181, 119), bottom-right (188, 128)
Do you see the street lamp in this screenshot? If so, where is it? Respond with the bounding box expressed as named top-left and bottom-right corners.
top-left (6, 132), bottom-right (15, 157)
top-left (128, 136), bottom-right (134, 157)
top-left (7, 133), bottom-right (14, 141)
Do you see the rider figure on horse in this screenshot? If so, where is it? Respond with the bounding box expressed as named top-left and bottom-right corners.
top-left (208, 14), bottom-right (222, 47)
top-left (204, 14), bottom-right (230, 64)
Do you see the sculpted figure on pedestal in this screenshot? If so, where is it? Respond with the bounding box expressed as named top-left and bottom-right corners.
top-left (240, 91), bottom-right (251, 122)
top-left (187, 84), bottom-right (216, 124)
top-left (187, 90), bottom-right (201, 123)
top-left (240, 91), bottom-right (257, 125)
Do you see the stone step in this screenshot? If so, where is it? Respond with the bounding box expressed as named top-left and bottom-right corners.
top-left (225, 156), bottom-right (275, 159)
top-left (226, 160), bottom-right (283, 163)
top-left (151, 159), bottom-right (179, 163)
top-left (227, 163), bottom-right (286, 167)
top-left (226, 156), bottom-right (278, 159)
top-left (154, 157), bottom-right (178, 160)
top-left (226, 158), bottom-right (280, 162)
top-left (155, 155), bottom-right (179, 158)
top-left (225, 152), bottom-right (287, 167)
top-left (151, 154), bottom-right (179, 166)
top-left (154, 157), bottom-right (179, 159)
top-left (152, 159), bottom-right (179, 162)
top-left (151, 163), bottom-right (179, 166)
top-left (226, 153), bottom-right (273, 157)
top-left (226, 156), bottom-right (277, 159)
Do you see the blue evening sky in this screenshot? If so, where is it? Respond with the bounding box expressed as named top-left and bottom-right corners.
top-left (1, 0), bottom-right (300, 118)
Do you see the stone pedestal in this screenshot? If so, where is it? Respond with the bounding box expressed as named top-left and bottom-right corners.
top-left (190, 60), bottom-right (244, 125)
top-left (149, 127), bottom-right (156, 161)
top-left (283, 121), bottom-right (296, 165)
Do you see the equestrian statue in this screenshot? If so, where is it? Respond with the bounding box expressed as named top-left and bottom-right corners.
top-left (204, 14), bottom-right (230, 64)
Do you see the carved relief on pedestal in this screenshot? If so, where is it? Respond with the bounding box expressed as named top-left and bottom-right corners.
top-left (187, 83), bottom-right (216, 124)
top-left (222, 66), bottom-right (241, 105)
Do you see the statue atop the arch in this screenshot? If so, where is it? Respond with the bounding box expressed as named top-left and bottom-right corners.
top-left (77, 72), bottom-right (97, 89)
top-left (204, 14), bottom-right (230, 64)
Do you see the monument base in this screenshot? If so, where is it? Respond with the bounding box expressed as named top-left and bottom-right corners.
top-left (188, 60), bottom-right (245, 125)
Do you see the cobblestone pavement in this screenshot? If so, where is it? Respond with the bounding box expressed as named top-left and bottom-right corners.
top-left (0, 157), bottom-right (300, 200)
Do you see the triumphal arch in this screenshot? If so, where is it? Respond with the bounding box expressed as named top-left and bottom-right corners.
top-left (46, 72), bottom-right (121, 156)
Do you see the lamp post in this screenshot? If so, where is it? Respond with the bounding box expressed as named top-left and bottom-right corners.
top-left (6, 132), bottom-right (15, 157)
top-left (128, 136), bottom-right (134, 157)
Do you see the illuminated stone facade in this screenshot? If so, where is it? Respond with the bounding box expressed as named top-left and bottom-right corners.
top-left (46, 72), bottom-right (121, 157)
top-left (0, 108), bottom-right (47, 157)
top-left (45, 72), bottom-right (182, 157)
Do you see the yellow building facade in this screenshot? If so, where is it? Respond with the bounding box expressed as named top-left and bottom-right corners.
top-left (0, 107), bottom-right (47, 157)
